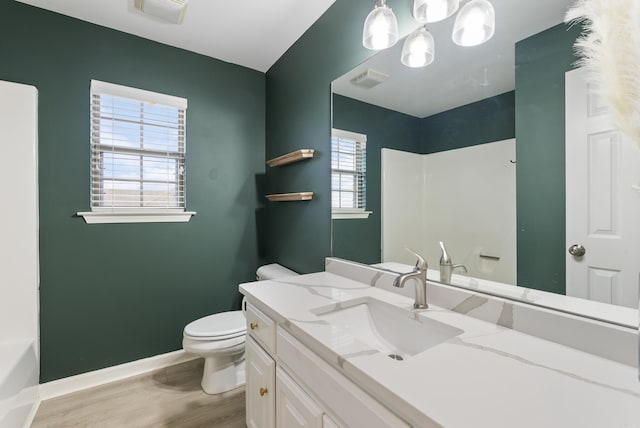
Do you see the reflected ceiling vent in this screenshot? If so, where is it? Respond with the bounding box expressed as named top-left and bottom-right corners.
top-left (134, 0), bottom-right (188, 24)
top-left (350, 69), bottom-right (389, 89)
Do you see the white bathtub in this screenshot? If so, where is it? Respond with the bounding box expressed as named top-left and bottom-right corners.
top-left (0, 340), bottom-right (39, 428)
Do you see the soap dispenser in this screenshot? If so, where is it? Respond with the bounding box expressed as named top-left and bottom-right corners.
top-left (439, 241), bottom-right (467, 284)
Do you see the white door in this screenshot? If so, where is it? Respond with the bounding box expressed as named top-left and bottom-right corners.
top-left (565, 68), bottom-right (640, 308)
top-left (246, 337), bottom-right (276, 428)
top-left (276, 367), bottom-right (323, 428)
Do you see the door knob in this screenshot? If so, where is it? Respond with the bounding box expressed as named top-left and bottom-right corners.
top-left (259, 387), bottom-right (268, 396)
top-left (568, 244), bottom-right (586, 257)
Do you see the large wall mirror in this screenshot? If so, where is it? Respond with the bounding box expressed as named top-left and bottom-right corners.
top-left (330, 0), bottom-right (640, 327)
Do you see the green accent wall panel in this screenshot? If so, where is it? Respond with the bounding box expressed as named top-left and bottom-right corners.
top-left (265, 1), bottom-right (415, 274)
top-left (0, 2), bottom-right (265, 381)
top-left (421, 91), bottom-right (515, 154)
top-left (515, 23), bottom-right (581, 294)
top-left (332, 94), bottom-right (422, 264)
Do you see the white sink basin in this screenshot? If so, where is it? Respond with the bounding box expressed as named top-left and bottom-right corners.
top-left (312, 297), bottom-right (462, 360)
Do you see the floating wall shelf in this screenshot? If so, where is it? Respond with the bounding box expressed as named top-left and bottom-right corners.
top-left (265, 192), bottom-right (314, 202)
top-left (267, 149), bottom-right (315, 167)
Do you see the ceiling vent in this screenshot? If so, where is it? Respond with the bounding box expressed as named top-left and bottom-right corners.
top-left (134, 0), bottom-right (188, 24)
top-left (350, 69), bottom-right (389, 89)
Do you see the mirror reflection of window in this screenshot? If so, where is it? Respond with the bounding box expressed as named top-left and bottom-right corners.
top-left (331, 129), bottom-right (370, 219)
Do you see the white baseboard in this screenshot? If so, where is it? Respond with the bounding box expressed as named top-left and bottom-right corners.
top-left (39, 350), bottom-right (198, 400)
top-left (22, 399), bottom-right (40, 428)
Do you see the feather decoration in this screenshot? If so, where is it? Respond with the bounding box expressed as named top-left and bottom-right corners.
top-left (565, 0), bottom-right (640, 147)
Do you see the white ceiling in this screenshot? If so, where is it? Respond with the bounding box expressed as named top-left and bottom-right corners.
top-left (333, 0), bottom-right (574, 118)
top-left (15, 0), bottom-right (336, 73)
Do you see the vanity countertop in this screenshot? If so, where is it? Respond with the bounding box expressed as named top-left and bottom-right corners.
top-left (240, 271), bottom-right (640, 428)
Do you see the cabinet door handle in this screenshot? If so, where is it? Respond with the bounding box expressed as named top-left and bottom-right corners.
top-left (259, 387), bottom-right (268, 396)
top-left (250, 322), bottom-right (258, 330)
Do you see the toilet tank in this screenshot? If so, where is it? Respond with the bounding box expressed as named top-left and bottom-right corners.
top-left (255, 264), bottom-right (298, 281)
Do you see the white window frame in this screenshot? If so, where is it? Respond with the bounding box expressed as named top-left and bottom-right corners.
top-left (77, 80), bottom-right (195, 224)
top-left (331, 128), bottom-right (372, 220)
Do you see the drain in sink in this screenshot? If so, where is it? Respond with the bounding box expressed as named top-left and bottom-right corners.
top-left (388, 354), bottom-right (404, 361)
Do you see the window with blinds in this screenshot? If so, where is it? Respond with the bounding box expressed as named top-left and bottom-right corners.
top-left (331, 129), bottom-right (367, 217)
top-left (90, 80), bottom-right (187, 211)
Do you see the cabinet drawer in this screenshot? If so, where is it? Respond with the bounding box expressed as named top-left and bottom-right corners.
top-left (246, 302), bottom-right (276, 353)
top-left (277, 329), bottom-right (410, 428)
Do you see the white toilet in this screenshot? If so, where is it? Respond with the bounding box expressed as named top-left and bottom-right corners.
top-left (182, 264), bottom-right (298, 394)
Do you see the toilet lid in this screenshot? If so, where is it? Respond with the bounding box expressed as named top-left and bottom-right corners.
top-left (184, 310), bottom-right (246, 339)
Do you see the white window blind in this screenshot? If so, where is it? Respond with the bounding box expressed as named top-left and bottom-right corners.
top-left (90, 80), bottom-right (187, 211)
top-left (331, 129), bottom-right (367, 212)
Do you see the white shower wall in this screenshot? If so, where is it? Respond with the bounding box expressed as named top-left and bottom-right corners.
top-left (381, 149), bottom-right (426, 264)
top-left (0, 80), bottom-right (40, 428)
top-left (382, 140), bottom-right (516, 284)
top-left (0, 80), bottom-right (39, 343)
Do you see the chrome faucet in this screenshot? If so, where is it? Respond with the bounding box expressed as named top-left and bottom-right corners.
top-left (439, 241), bottom-right (467, 285)
top-left (392, 250), bottom-right (428, 309)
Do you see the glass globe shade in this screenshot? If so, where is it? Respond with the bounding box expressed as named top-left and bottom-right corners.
top-left (452, 0), bottom-right (495, 47)
top-left (362, 1), bottom-right (399, 50)
top-left (412, 0), bottom-right (460, 24)
top-left (401, 27), bottom-right (435, 68)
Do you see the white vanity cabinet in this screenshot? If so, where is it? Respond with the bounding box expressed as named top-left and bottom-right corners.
top-left (246, 340), bottom-right (329, 428)
top-left (245, 303), bottom-right (328, 428)
top-left (244, 302), bottom-right (409, 428)
top-left (276, 367), bottom-right (323, 427)
top-left (246, 336), bottom-right (325, 428)
top-left (246, 336), bottom-right (275, 428)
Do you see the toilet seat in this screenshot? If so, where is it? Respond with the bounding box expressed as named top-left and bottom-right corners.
top-left (184, 310), bottom-right (246, 341)
top-left (183, 333), bottom-right (246, 353)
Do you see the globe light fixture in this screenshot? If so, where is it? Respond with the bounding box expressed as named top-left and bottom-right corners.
top-left (362, 0), bottom-right (495, 67)
top-left (362, 0), bottom-right (399, 50)
top-left (452, 0), bottom-right (496, 47)
top-left (401, 26), bottom-right (435, 68)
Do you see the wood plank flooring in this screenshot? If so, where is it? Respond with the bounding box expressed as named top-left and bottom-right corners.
top-left (32, 359), bottom-right (246, 428)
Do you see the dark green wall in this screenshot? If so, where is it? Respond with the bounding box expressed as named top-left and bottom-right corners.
top-left (0, 2), bottom-right (265, 381)
top-left (331, 94), bottom-right (421, 264)
top-left (421, 91), bottom-right (515, 154)
top-left (265, 1), bottom-right (415, 273)
top-left (515, 23), bottom-right (581, 294)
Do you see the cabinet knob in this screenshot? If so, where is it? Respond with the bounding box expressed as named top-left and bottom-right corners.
top-left (259, 387), bottom-right (268, 396)
top-left (250, 322), bottom-right (258, 330)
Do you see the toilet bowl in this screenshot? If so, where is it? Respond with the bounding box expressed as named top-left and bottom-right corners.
top-left (183, 264), bottom-right (298, 394)
top-left (182, 311), bottom-right (247, 394)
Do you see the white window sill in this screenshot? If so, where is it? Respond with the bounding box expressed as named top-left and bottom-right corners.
top-left (77, 210), bottom-right (196, 224)
top-left (332, 210), bottom-right (372, 220)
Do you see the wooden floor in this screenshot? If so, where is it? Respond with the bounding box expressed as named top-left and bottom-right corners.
top-left (32, 359), bottom-right (246, 428)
